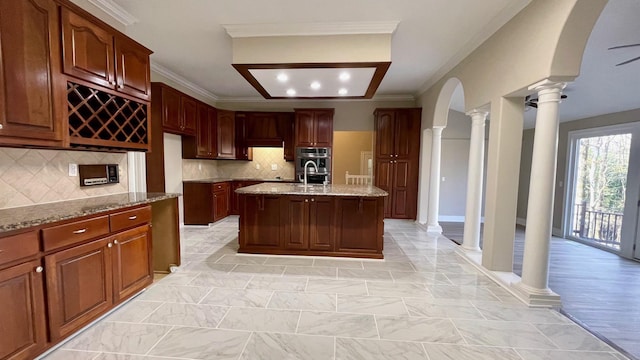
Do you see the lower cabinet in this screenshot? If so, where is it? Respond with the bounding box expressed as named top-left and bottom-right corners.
top-left (112, 225), bottom-right (152, 302)
top-left (0, 260), bottom-right (47, 360)
top-left (45, 237), bottom-right (114, 341)
top-left (282, 196), bottom-right (334, 251)
top-left (239, 194), bottom-right (383, 258)
top-left (213, 188), bottom-right (229, 222)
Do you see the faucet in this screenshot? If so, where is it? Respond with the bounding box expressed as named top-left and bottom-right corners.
top-left (303, 160), bottom-right (318, 186)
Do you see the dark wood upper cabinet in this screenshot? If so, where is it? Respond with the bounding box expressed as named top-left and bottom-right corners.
top-left (114, 35), bottom-right (151, 100)
top-left (0, 0), bottom-right (65, 146)
top-left (294, 109), bottom-right (334, 147)
top-left (216, 109), bottom-right (236, 159)
top-left (61, 7), bottom-right (151, 101)
top-left (61, 7), bottom-right (115, 89)
top-left (180, 96), bottom-right (197, 136)
top-left (279, 113), bottom-right (295, 161)
top-left (374, 108), bottom-right (421, 220)
top-left (183, 102), bottom-right (213, 158)
top-left (0, 259), bottom-right (47, 360)
top-left (243, 112), bottom-right (281, 147)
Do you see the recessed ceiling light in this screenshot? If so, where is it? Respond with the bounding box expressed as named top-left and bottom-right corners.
top-left (338, 88), bottom-right (348, 96)
top-left (310, 81), bottom-right (321, 90)
top-left (277, 73), bottom-right (288, 82)
top-left (286, 88), bottom-right (296, 96)
top-left (339, 72), bottom-right (351, 81)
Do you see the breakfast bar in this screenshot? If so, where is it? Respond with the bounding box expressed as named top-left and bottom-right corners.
top-left (236, 183), bottom-right (388, 259)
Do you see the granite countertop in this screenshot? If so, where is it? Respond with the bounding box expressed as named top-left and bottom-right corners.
top-left (235, 183), bottom-right (388, 197)
top-left (0, 192), bottom-right (179, 233)
top-left (183, 178), bottom-right (296, 183)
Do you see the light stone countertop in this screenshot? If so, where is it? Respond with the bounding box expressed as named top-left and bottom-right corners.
top-left (183, 177), bottom-right (296, 183)
top-left (235, 183), bottom-right (388, 197)
top-left (0, 192), bottom-right (179, 233)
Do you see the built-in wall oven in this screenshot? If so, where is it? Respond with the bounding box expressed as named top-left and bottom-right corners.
top-left (295, 147), bottom-right (331, 184)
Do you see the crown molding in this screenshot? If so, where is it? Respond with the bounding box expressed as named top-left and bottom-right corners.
top-left (216, 94), bottom-right (414, 103)
top-left (87, 0), bottom-right (138, 26)
top-left (416, 0), bottom-right (532, 96)
top-left (223, 21), bottom-right (399, 38)
top-left (150, 62), bottom-right (219, 102)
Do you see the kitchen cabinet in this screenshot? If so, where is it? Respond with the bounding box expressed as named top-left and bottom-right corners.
top-left (216, 110), bottom-right (236, 159)
top-left (230, 181), bottom-right (261, 215)
top-left (213, 182), bottom-right (230, 222)
top-left (45, 236), bottom-right (113, 341)
top-left (282, 196), bottom-right (334, 251)
top-left (241, 112), bottom-right (281, 147)
top-left (294, 109), bottom-right (334, 147)
top-left (334, 197), bottom-right (383, 255)
top-left (234, 115), bottom-right (253, 160)
top-left (0, 259), bottom-right (47, 360)
top-left (112, 225), bottom-right (152, 302)
top-left (183, 103), bottom-right (219, 159)
top-left (0, 0), bottom-right (65, 147)
top-left (61, 7), bottom-right (151, 100)
top-left (152, 82), bottom-right (197, 136)
top-left (374, 108), bottom-right (421, 219)
top-left (280, 113), bottom-right (295, 161)
top-left (239, 195), bottom-right (282, 249)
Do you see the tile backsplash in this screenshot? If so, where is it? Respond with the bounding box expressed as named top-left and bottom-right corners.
top-left (0, 148), bottom-right (128, 209)
top-left (182, 147), bottom-right (295, 181)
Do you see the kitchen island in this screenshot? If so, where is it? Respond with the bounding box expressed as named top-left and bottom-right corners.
top-left (236, 183), bottom-right (388, 259)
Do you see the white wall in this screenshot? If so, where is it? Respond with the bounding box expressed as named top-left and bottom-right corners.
top-left (439, 110), bottom-right (471, 220)
top-left (163, 133), bottom-right (184, 225)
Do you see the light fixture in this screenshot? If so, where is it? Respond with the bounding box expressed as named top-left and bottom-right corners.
top-left (277, 73), bottom-right (288, 82)
top-left (339, 72), bottom-right (351, 81)
top-left (286, 88), bottom-right (296, 96)
top-left (310, 81), bottom-right (321, 90)
top-left (338, 88), bottom-right (348, 95)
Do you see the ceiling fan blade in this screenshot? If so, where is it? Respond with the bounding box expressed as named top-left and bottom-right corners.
top-left (608, 44), bottom-right (640, 50)
top-left (616, 55), bottom-right (640, 66)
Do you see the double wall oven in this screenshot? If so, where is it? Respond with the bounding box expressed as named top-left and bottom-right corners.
top-left (295, 147), bottom-right (331, 184)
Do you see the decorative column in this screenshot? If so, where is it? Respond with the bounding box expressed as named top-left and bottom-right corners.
top-left (462, 110), bottom-right (488, 251)
top-left (427, 126), bottom-right (444, 233)
top-left (513, 79), bottom-right (566, 307)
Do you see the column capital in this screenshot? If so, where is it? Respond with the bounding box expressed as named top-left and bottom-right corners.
top-left (466, 109), bottom-right (489, 126)
top-left (431, 126), bottom-right (444, 136)
top-left (528, 79), bottom-right (567, 93)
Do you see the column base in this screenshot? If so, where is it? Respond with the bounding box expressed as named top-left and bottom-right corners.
top-left (426, 223), bottom-right (442, 234)
top-left (511, 281), bottom-right (561, 308)
top-left (461, 244), bottom-right (481, 252)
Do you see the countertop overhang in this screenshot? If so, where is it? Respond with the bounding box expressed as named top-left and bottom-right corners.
top-left (235, 183), bottom-right (388, 197)
top-left (0, 192), bottom-right (180, 233)
top-left (183, 178), bottom-right (296, 183)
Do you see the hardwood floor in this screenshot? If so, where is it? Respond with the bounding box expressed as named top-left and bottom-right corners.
top-left (442, 222), bottom-right (640, 360)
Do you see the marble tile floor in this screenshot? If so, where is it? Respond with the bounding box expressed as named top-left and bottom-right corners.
top-left (41, 217), bottom-right (629, 360)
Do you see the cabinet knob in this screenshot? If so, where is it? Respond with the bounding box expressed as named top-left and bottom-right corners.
top-left (114, 240), bottom-right (119, 245)
top-left (305, 199), bottom-right (309, 202)
top-left (108, 243), bottom-right (113, 248)
top-left (35, 266), bottom-right (43, 273)
top-left (0, 124), bottom-right (3, 129)
top-left (311, 198), bottom-right (315, 202)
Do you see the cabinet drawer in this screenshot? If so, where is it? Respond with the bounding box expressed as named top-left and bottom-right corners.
top-left (42, 216), bottom-right (110, 251)
top-left (0, 231), bottom-right (40, 266)
top-left (213, 182), bottom-right (229, 191)
top-left (110, 206), bottom-right (151, 232)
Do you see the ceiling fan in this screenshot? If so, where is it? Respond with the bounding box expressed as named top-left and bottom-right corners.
top-left (524, 94), bottom-right (568, 109)
top-left (608, 43), bottom-right (640, 66)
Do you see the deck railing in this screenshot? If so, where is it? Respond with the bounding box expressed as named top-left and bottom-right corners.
top-left (572, 203), bottom-right (623, 248)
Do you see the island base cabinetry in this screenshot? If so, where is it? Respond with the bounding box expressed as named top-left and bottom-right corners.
top-left (239, 194), bottom-right (383, 258)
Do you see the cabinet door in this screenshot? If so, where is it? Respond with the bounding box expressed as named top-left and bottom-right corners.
top-left (279, 113), bottom-right (295, 161)
top-left (213, 189), bottom-right (229, 222)
top-left (375, 110), bottom-right (395, 159)
top-left (0, 0), bottom-right (64, 143)
top-left (235, 116), bottom-right (251, 160)
top-left (239, 195), bottom-right (281, 249)
top-left (45, 237), bottom-right (113, 341)
top-left (282, 196), bottom-right (309, 250)
top-left (374, 160), bottom-right (393, 218)
top-left (161, 86), bottom-right (182, 133)
top-left (309, 197), bottom-right (334, 251)
top-left (0, 260), bottom-right (46, 360)
top-left (112, 225), bottom-right (152, 302)
top-left (180, 96), bottom-right (197, 136)
top-left (394, 109), bottom-right (421, 159)
top-left (295, 110), bottom-right (315, 147)
top-left (114, 35), bottom-right (151, 100)
top-left (391, 160), bottom-right (412, 219)
top-left (195, 102), bottom-right (212, 157)
top-left (61, 7), bottom-right (115, 89)
top-left (230, 182), bottom-right (243, 215)
top-left (216, 110), bottom-right (236, 159)
top-left (208, 107), bottom-right (218, 158)
top-left (313, 110), bottom-right (333, 147)
top-left (335, 198), bottom-right (381, 254)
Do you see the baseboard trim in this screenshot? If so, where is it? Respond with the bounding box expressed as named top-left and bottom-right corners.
top-left (439, 215), bottom-right (465, 222)
top-left (516, 217), bottom-right (527, 226)
top-left (552, 227), bottom-right (563, 237)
